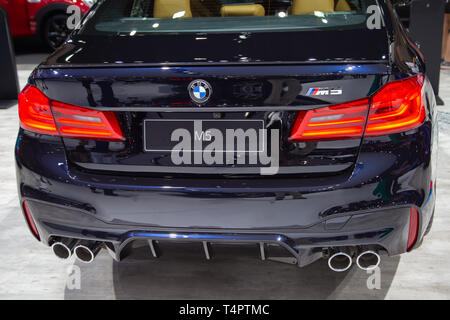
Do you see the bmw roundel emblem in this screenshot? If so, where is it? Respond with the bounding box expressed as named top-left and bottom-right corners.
top-left (188, 79), bottom-right (212, 104)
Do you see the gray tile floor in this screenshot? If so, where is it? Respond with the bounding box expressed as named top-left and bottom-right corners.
top-left (0, 55), bottom-right (449, 299)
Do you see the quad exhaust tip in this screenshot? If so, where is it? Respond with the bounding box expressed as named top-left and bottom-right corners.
top-left (74, 241), bottom-right (102, 263)
top-left (51, 238), bottom-right (79, 260)
top-left (327, 251), bottom-right (353, 272)
top-left (356, 250), bottom-right (381, 271)
top-left (51, 242), bottom-right (71, 260)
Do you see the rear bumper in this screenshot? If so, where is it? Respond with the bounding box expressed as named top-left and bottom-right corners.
top-left (15, 121), bottom-right (436, 267)
top-left (21, 197), bottom-right (416, 266)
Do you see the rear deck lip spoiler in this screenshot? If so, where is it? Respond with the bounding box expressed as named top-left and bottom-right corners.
top-left (37, 60), bottom-right (390, 69)
top-left (35, 63), bottom-right (391, 76)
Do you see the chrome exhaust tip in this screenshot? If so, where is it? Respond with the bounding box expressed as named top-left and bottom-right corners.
top-left (356, 250), bottom-right (380, 271)
top-left (74, 241), bottom-right (102, 264)
top-left (51, 238), bottom-right (79, 260)
top-left (328, 251), bottom-right (353, 272)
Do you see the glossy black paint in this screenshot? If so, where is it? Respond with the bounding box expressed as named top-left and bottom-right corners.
top-left (35, 65), bottom-right (388, 108)
top-left (392, 0), bottom-right (411, 28)
top-left (41, 28), bottom-right (389, 66)
top-left (15, 0), bottom-right (437, 267)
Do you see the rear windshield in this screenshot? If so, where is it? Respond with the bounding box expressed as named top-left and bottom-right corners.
top-left (79, 0), bottom-right (379, 35)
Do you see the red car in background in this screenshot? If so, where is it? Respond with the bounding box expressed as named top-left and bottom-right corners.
top-left (0, 0), bottom-right (92, 49)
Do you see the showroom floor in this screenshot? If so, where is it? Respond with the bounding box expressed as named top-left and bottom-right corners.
top-left (0, 51), bottom-right (449, 300)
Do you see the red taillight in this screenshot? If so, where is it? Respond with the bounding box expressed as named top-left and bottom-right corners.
top-left (18, 86), bottom-right (58, 135)
top-left (407, 207), bottom-right (419, 251)
top-left (18, 85), bottom-right (124, 141)
top-left (289, 75), bottom-right (426, 141)
top-left (52, 101), bottom-right (124, 140)
top-left (366, 75), bottom-right (425, 136)
top-left (289, 99), bottom-right (369, 141)
top-left (22, 200), bottom-right (40, 240)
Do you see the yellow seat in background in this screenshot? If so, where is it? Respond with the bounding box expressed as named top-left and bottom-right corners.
top-left (153, 0), bottom-right (193, 18)
top-left (291, 0), bottom-right (352, 15)
top-left (220, 4), bottom-right (266, 17)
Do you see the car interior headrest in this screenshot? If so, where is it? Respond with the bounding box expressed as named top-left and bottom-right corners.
top-left (153, 0), bottom-right (193, 18)
top-left (220, 4), bottom-right (266, 17)
top-left (335, 0), bottom-right (352, 12)
top-left (291, 0), bottom-right (335, 15)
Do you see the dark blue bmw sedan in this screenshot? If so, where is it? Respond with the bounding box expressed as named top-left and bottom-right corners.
top-left (15, 0), bottom-right (437, 272)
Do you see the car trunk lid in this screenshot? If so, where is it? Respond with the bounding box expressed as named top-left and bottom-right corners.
top-left (34, 30), bottom-right (390, 176)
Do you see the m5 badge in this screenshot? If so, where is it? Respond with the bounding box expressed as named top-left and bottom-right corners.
top-left (306, 88), bottom-right (343, 96)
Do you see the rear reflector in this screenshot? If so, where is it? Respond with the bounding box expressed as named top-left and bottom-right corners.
top-left (18, 85), bottom-right (124, 141)
top-left (407, 207), bottom-right (419, 251)
top-left (290, 75), bottom-right (426, 141)
top-left (22, 200), bottom-right (40, 241)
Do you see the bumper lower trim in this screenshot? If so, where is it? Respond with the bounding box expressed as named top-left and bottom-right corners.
top-left (121, 231), bottom-right (301, 265)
